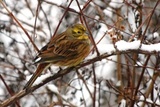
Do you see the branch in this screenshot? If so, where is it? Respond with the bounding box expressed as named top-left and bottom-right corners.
top-left (0, 40), bottom-right (159, 106)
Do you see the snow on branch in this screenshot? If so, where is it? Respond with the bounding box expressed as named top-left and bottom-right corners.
top-left (97, 40), bottom-right (160, 55)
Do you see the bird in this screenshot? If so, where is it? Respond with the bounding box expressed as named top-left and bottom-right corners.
top-left (24, 23), bottom-right (91, 90)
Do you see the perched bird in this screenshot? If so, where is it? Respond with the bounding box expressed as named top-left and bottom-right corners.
top-left (24, 23), bottom-right (90, 89)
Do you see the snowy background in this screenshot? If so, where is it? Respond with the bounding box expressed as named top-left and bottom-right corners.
top-left (0, 0), bottom-right (160, 107)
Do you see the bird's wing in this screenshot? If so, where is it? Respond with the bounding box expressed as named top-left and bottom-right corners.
top-left (34, 37), bottom-right (84, 63)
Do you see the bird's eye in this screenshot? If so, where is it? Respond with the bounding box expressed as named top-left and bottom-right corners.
top-left (77, 31), bottom-right (81, 34)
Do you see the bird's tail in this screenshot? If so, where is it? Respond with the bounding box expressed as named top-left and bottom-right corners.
top-left (23, 63), bottom-right (50, 90)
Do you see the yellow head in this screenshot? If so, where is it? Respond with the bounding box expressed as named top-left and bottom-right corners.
top-left (69, 24), bottom-right (88, 40)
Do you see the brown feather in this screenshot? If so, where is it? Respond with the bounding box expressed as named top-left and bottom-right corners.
top-left (24, 24), bottom-right (90, 90)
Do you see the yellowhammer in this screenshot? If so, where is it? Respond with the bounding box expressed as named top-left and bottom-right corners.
top-left (24, 23), bottom-right (90, 89)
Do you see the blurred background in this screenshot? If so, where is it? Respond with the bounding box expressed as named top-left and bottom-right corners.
top-left (0, 0), bottom-right (160, 107)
